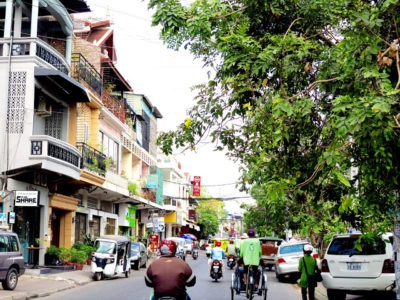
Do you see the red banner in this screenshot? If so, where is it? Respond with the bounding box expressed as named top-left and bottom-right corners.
top-left (193, 176), bottom-right (201, 196)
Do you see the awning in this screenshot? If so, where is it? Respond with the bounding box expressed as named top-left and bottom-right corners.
top-left (34, 67), bottom-right (90, 103)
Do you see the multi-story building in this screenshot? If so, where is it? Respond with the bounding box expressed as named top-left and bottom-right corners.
top-left (0, 1), bottom-right (164, 266)
top-left (157, 153), bottom-right (199, 239)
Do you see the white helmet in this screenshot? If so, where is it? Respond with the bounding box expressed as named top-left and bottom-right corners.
top-left (303, 244), bottom-right (313, 252)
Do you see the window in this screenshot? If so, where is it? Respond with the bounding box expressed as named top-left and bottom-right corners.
top-left (0, 236), bottom-right (8, 252)
top-left (327, 237), bottom-right (386, 255)
top-left (99, 131), bottom-right (119, 173)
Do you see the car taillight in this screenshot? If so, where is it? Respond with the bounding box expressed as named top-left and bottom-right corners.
top-left (277, 258), bottom-right (286, 264)
top-left (312, 253), bottom-right (319, 259)
top-left (321, 259), bottom-right (329, 272)
top-left (382, 259), bottom-right (394, 273)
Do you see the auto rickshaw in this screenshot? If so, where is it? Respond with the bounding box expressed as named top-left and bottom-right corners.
top-left (91, 235), bottom-right (131, 281)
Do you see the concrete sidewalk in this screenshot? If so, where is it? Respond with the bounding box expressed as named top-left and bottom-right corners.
top-left (0, 265), bottom-right (92, 300)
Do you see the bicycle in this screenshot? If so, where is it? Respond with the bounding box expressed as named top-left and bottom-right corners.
top-left (230, 264), bottom-right (267, 300)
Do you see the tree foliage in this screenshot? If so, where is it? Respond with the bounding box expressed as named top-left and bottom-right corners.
top-left (151, 0), bottom-right (400, 237)
top-left (196, 198), bottom-right (225, 238)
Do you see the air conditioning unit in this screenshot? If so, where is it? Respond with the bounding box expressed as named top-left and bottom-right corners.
top-left (36, 96), bottom-right (52, 117)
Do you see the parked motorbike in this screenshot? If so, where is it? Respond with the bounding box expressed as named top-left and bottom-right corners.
top-left (227, 254), bottom-right (236, 269)
top-left (210, 259), bottom-right (223, 282)
top-left (192, 249), bottom-right (199, 260)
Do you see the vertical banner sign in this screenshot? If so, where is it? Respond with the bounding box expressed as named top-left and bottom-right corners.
top-left (193, 176), bottom-right (201, 196)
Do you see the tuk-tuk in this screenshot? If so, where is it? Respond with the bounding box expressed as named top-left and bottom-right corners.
top-left (259, 236), bottom-right (283, 270)
top-left (91, 235), bottom-right (131, 281)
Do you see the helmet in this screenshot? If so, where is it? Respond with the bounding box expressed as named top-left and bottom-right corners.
top-left (215, 241), bottom-right (221, 247)
top-left (247, 228), bottom-right (255, 237)
top-left (159, 240), bottom-right (177, 256)
top-left (303, 244), bottom-right (313, 253)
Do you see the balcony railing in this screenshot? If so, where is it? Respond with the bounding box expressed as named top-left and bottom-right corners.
top-left (76, 142), bottom-right (107, 177)
top-left (0, 37), bottom-right (69, 74)
top-left (30, 135), bottom-right (81, 179)
top-left (102, 89), bottom-right (126, 123)
top-left (71, 53), bottom-right (102, 97)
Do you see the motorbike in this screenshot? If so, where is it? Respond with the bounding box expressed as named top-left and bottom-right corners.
top-left (210, 259), bottom-right (223, 282)
top-left (192, 248), bottom-right (199, 260)
top-left (227, 254), bottom-right (236, 269)
top-left (175, 246), bottom-right (186, 261)
top-left (91, 235), bottom-right (131, 281)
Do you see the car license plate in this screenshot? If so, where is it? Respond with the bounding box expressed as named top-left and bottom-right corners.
top-left (347, 262), bottom-right (361, 270)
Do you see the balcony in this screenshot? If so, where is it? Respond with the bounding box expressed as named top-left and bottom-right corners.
top-left (76, 142), bottom-right (107, 177)
top-left (30, 135), bottom-right (81, 179)
top-left (0, 37), bottom-right (69, 74)
top-left (71, 53), bottom-right (102, 97)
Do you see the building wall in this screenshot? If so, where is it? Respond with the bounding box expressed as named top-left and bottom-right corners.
top-left (73, 37), bottom-right (102, 72)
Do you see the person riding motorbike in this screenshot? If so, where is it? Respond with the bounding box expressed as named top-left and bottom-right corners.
top-left (209, 240), bottom-right (226, 276)
top-left (226, 239), bottom-right (237, 269)
top-left (145, 240), bottom-right (196, 300)
top-left (227, 239), bottom-right (236, 256)
top-left (240, 228), bottom-right (262, 294)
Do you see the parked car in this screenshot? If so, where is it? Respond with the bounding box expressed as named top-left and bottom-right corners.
top-left (321, 232), bottom-right (396, 300)
top-left (0, 231), bottom-right (25, 290)
top-left (275, 241), bottom-right (320, 281)
top-left (183, 239), bottom-right (193, 254)
top-left (130, 242), bottom-right (148, 270)
top-left (259, 236), bottom-right (283, 270)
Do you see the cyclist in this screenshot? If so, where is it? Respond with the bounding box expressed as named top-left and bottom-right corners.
top-left (145, 240), bottom-right (196, 300)
top-left (240, 228), bottom-right (262, 294)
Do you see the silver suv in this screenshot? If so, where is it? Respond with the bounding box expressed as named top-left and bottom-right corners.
top-left (0, 231), bottom-right (25, 290)
top-left (321, 232), bottom-right (395, 300)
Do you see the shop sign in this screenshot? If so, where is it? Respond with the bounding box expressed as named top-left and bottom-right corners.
top-left (193, 176), bottom-right (201, 196)
top-left (15, 191), bottom-right (39, 207)
top-left (8, 212), bottom-right (15, 224)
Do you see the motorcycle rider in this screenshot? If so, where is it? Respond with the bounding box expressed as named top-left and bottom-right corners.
top-left (240, 228), bottom-right (262, 294)
top-left (145, 240), bottom-right (196, 300)
top-left (227, 239), bottom-right (236, 256)
top-left (209, 240), bottom-right (226, 276)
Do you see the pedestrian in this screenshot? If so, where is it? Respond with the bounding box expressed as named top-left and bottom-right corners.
top-left (298, 244), bottom-right (317, 300)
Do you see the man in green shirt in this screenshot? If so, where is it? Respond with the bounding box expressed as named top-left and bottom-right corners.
top-left (240, 229), bottom-right (262, 293)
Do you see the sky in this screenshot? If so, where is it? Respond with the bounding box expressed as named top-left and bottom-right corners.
top-left (84, 0), bottom-right (250, 212)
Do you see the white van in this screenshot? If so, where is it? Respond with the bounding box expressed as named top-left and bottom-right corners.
top-left (321, 232), bottom-right (395, 299)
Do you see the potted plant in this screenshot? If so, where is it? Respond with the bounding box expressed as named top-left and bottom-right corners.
top-left (44, 245), bottom-right (61, 265)
top-left (58, 247), bottom-right (72, 265)
top-left (71, 248), bottom-right (87, 270)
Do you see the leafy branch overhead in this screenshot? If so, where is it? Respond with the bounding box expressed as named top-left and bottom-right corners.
top-left (151, 0), bottom-right (400, 236)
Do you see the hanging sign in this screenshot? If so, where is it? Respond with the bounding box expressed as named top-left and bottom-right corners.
top-left (193, 176), bottom-right (201, 197)
top-left (15, 191), bottom-right (39, 207)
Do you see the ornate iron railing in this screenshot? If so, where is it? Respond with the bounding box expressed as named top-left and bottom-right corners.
top-left (71, 53), bottom-right (102, 97)
top-left (76, 142), bottom-right (107, 177)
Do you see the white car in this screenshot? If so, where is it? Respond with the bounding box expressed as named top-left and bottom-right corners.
top-left (321, 232), bottom-right (395, 299)
top-left (275, 241), bottom-right (320, 281)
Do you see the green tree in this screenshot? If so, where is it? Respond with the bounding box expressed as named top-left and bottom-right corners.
top-left (151, 0), bottom-right (400, 239)
top-left (196, 198), bottom-right (225, 238)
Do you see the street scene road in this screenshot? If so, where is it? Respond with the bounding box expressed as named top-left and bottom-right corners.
top-left (41, 253), bottom-right (302, 300)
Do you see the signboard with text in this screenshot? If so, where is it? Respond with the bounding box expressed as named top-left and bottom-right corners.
top-left (193, 176), bottom-right (201, 197)
top-left (14, 191), bottom-right (39, 207)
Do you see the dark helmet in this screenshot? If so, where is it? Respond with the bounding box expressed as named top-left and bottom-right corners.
top-left (159, 240), bottom-right (177, 256)
top-left (247, 228), bottom-right (255, 237)
top-left (215, 240), bottom-right (221, 247)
